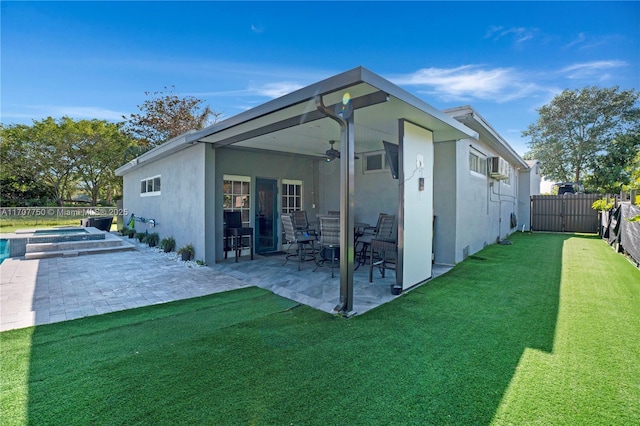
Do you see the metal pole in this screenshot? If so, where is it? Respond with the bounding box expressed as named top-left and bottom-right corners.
top-left (315, 95), bottom-right (355, 315)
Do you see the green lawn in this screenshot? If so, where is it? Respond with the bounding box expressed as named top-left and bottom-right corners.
top-left (1, 233), bottom-right (639, 425)
top-left (0, 217), bottom-right (118, 233)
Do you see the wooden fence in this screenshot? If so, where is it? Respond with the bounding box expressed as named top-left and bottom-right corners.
top-left (531, 194), bottom-right (601, 233)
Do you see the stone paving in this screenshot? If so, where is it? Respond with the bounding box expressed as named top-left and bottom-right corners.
top-left (0, 243), bottom-right (251, 332)
top-left (1, 237), bottom-right (452, 332)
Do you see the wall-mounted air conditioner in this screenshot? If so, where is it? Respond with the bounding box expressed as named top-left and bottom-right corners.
top-left (488, 157), bottom-right (509, 180)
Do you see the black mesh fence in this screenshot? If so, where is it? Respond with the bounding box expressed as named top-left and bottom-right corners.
top-left (603, 202), bottom-right (640, 266)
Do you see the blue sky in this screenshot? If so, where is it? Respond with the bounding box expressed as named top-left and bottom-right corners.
top-left (2, 1), bottom-right (639, 156)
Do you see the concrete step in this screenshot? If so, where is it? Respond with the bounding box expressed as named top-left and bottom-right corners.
top-left (24, 242), bottom-right (135, 260)
top-left (26, 238), bottom-right (121, 253)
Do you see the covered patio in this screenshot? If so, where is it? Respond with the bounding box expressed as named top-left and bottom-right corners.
top-left (117, 67), bottom-right (476, 315)
top-left (214, 250), bottom-right (454, 315)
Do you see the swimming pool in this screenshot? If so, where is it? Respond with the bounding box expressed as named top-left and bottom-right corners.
top-left (2, 227), bottom-right (105, 258)
top-left (33, 228), bottom-right (89, 235)
top-left (0, 239), bottom-right (9, 265)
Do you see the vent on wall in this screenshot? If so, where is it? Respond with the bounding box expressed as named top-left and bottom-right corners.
top-left (488, 157), bottom-right (509, 180)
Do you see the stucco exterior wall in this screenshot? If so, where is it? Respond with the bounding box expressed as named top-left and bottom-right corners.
top-left (352, 158), bottom-right (399, 226)
top-left (433, 141), bottom-right (458, 265)
top-left (518, 169), bottom-right (532, 232)
top-left (211, 147), bottom-right (319, 261)
top-left (455, 140), bottom-right (519, 263)
top-left (121, 143), bottom-right (207, 260)
top-left (433, 139), bottom-right (522, 265)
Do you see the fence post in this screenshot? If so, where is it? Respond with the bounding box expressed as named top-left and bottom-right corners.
top-left (631, 190), bottom-right (637, 206)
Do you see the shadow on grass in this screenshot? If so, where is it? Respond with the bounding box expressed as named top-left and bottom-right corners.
top-left (15, 233), bottom-right (574, 424)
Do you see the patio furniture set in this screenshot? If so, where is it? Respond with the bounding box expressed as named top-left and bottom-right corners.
top-left (223, 209), bottom-right (397, 282)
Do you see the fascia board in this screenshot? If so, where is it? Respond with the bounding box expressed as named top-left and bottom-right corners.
top-left (115, 132), bottom-right (194, 176)
top-left (444, 106), bottom-right (529, 170)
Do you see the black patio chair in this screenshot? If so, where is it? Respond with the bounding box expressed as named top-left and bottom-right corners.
top-left (223, 211), bottom-right (253, 262)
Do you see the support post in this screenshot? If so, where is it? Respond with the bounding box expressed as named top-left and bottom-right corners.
top-left (315, 94), bottom-right (355, 315)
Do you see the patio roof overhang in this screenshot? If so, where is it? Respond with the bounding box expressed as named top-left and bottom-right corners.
top-left (116, 66), bottom-right (477, 177)
top-left (191, 66), bottom-right (477, 154)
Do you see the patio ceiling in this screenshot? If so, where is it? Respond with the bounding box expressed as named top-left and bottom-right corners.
top-left (192, 68), bottom-right (477, 158)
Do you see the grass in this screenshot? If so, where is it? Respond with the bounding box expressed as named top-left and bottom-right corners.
top-left (1, 233), bottom-right (639, 425)
top-left (0, 217), bottom-right (118, 233)
top-left (0, 217), bottom-right (81, 233)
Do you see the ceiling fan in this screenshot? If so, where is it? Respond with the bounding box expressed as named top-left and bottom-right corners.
top-left (322, 140), bottom-right (359, 162)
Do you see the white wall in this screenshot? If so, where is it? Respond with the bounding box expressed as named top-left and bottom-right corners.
top-left (433, 139), bottom-right (522, 265)
top-left (122, 144), bottom-right (207, 260)
top-left (400, 121), bottom-right (434, 289)
top-left (456, 140), bottom-right (519, 261)
top-left (433, 141), bottom-right (458, 265)
top-left (518, 169), bottom-right (532, 232)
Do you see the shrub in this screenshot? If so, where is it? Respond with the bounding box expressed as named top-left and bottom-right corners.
top-left (591, 198), bottom-right (615, 211)
top-left (144, 232), bottom-right (159, 247)
top-left (135, 232), bottom-right (146, 242)
top-left (177, 244), bottom-right (195, 261)
top-left (160, 237), bottom-right (176, 253)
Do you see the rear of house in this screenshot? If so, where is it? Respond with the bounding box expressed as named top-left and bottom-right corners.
top-left (117, 67), bottom-right (534, 309)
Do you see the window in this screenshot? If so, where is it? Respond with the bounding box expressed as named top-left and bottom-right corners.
top-left (503, 166), bottom-right (512, 186)
top-left (140, 175), bottom-right (161, 196)
top-left (223, 175), bottom-right (251, 226)
top-left (362, 151), bottom-right (389, 174)
top-left (469, 152), bottom-right (486, 176)
top-left (282, 179), bottom-right (302, 214)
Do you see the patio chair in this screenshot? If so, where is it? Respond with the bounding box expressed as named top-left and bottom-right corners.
top-left (356, 213), bottom-right (394, 268)
top-left (313, 215), bottom-right (341, 278)
top-left (361, 212), bottom-right (390, 236)
top-left (223, 211), bottom-right (254, 262)
top-left (281, 213), bottom-right (316, 271)
top-left (292, 210), bottom-right (318, 238)
top-left (369, 215), bottom-right (397, 282)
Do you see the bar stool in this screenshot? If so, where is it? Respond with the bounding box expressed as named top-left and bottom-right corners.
top-left (223, 211), bottom-right (254, 262)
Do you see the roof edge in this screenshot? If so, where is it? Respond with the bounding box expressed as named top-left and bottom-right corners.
top-left (444, 105), bottom-right (528, 169)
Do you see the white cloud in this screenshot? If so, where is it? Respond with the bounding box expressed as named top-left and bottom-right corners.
top-left (391, 66), bottom-right (542, 103)
top-left (250, 24), bottom-right (264, 34)
top-left (485, 26), bottom-right (536, 44)
top-left (560, 60), bottom-right (627, 80)
top-left (252, 81), bottom-right (304, 98)
top-left (564, 33), bottom-right (587, 49)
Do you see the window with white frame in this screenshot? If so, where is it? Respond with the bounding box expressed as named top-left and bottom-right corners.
top-left (362, 150), bottom-right (389, 174)
top-left (503, 166), bottom-right (512, 186)
top-left (140, 175), bottom-right (161, 196)
top-left (223, 175), bottom-right (251, 225)
top-left (469, 151), bottom-right (486, 176)
top-left (282, 179), bottom-right (302, 214)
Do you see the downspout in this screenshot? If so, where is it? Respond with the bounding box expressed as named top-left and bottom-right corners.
top-left (315, 94), bottom-right (355, 315)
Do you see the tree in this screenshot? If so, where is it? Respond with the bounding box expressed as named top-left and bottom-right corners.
top-left (23, 117), bottom-right (78, 206)
top-left (0, 124), bottom-right (51, 205)
top-left (523, 86), bottom-right (640, 187)
top-left (628, 149), bottom-right (640, 190)
top-left (1, 117), bottom-right (133, 206)
top-left (123, 86), bottom-right (220, 148)
top-left (584, 132), bottom-right (640, 193)
top-left (74, 120), bottom-right (133, 205)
